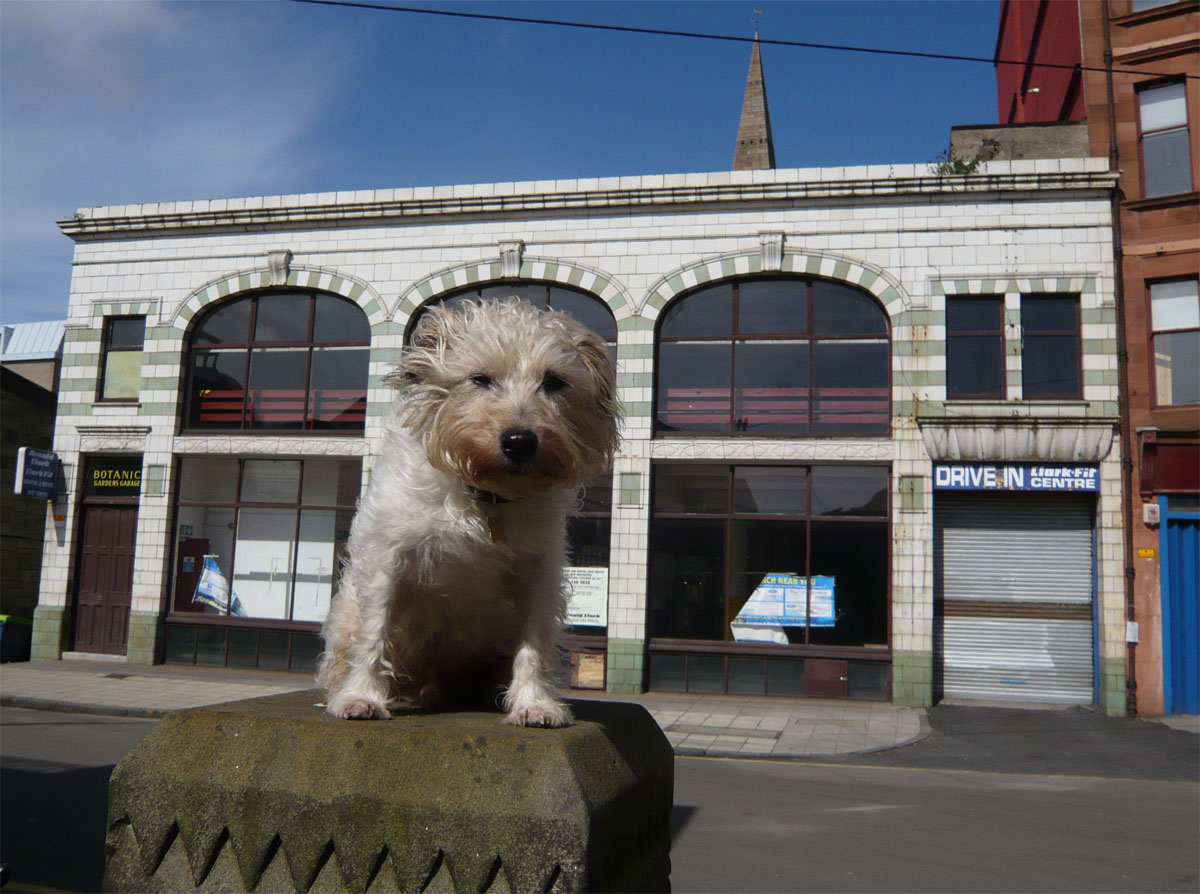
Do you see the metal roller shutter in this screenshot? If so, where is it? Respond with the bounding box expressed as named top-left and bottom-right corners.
top-left (935, 493), bottom-right (1095, 705)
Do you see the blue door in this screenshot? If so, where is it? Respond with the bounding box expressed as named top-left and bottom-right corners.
top-left (1162, 509), bottom-right (1199, 715)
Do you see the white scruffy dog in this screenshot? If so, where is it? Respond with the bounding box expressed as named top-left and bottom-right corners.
top-left (318, 298), bottom-right (620, 727)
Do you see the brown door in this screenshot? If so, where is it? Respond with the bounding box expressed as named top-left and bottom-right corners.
top-left (74, 506), bottom-right (137, 654)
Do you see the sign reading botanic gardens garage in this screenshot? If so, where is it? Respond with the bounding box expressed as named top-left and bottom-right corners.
top-left (85, 457), bottom-right (143, 498)
top-left (934, 463), bottom-right (1099, 492)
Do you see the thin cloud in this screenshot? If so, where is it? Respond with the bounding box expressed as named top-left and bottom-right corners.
top-left (0, 0), bottom-right (371, 323)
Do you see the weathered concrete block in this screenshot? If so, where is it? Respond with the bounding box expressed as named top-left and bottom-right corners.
top-left (104, 691), bottom-right (673, 893)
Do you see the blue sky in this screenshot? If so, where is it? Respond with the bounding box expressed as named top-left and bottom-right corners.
top-left (0, 0), bottom-right (1000, 325)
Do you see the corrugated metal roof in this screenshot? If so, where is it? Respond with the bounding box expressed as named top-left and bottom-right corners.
top-left (0, 321), bottom-right (65, 361)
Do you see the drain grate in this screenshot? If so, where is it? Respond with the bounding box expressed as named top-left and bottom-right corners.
top-left (103, 673), bottom-right (132, 680)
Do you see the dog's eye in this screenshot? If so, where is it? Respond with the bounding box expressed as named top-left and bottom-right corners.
top-left (541, 373), bottom-right (568, 394)
top-left (469, 373), bottom-right (494, 388)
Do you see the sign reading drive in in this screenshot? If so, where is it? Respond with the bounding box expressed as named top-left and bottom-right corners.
top-left (13, 447), bottom-right (57, 500)
top-left (934, 463), bottom-right (1099, 492)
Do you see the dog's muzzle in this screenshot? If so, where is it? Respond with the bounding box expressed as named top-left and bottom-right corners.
top-left (500, 428), bottom-right (538, 463)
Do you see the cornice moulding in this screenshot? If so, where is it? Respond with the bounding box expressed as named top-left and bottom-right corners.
top-left (58, 169), bottom-right (1121, 240)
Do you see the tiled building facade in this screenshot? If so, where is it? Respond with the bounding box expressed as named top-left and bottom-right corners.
top-left (33, 158), bottom-right (1129, 712)
top-left (994, 0), bottom-right (1199, 716)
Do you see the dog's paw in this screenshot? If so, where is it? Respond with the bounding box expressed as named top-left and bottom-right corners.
top-left (505, 701), bottom-right (574, 729)
top-left (327, 694), bottom-right (390, 720)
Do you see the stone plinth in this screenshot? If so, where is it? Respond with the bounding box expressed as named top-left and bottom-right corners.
top-left (103, 691), bottom-right (673, 893)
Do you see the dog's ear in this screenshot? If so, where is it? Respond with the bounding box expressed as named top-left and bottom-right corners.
top-left (386, 305), bottom-right (454, 389)
top-left (574, 330), bottom-right (622, 457)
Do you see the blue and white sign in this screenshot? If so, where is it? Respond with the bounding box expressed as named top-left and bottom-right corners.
top-left (934, 463), bottom-right (1099, 493)
top-left (733, 573), bottom-right (836, 627)
top-left (193, 556), bottom-right (246, 616)
top-left (13, 447), bottom-right (57, 500)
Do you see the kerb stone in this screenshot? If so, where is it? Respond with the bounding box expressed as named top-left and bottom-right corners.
top-left (103, 690), bottom-right (673, 892)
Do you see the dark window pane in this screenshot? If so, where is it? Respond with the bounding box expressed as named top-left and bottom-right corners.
top-left (654, 465), bottom-right (729, 514)
top-left (258, 631), bottom-right (290, 670)
top-left (1143, 128), bottom-right (1193, 198)
top-left (195, 628), bottom-right (227, 666)
top-left (737, 280), bottom-right (807, 333)
top-left (242, 460), bottom-right (301, 503)
top-left (735, 341), bottom-right (809, 433)
top-left (660, 283), bottom-right (733, 337)
top-left (813, 282), bottom-right (887, 335)
top-left (947, 335), bottom-right (1004, 397)
top-left (567, 516), bottom-right (611, 567)
top-left (766, 658), bottom-right (805, 695)
top-left (649, 654), bottom-right (687, 692)
top-left (107, 317), bottom-right (145, 348)
top-left (302, 458), bottom-right (362, 507)
top-left (1154, 330), bottom-right (1200, 405)
top-left (1023, 334), bottom-right (1079, 396)
top-left (313, 295), bottom-right (370, 343)
top-left (547, 288), bottom-right (617, 342)
top-left (732, 466), bottom-right (808, 515)
top-left (228, 629), bottom-right (259, 667)
top-left (577, 476), bottom-right (613, 514)
top-left (657, 341), bottom-right (732, 432)
top-left (649, 519), bottom-right (726, 639)
top-left (811, 466), bottom-right (889, 517)
top-left (808, 521), bottom-right (889, 647)
top-left (1022, 295), bottom-right (1077, 332)
top-left (812, 341), bottom-right (889, 433)
top-left (254, 293), bottom-right (311, 342)
top-left (177, 457), bottom-right (239, 503)
top-left (728, 657), bottom-right (766, 694)
top-left (194, 299), bottom-right (252, 346)
top-left (728, 519), bottom-right (808, 639)
top-left (947, 297), bottom-right (1003, 333)
top-left (247, 348), bottom-right (309, 429)
top-left (188, 349), bottom-right (248, 429)
top-left (309, 346), bottom-right (368, 429)
top-left (478, 283), bottom-right (550, 307)
top-left (848, 662), bottom-right (890, 699)
top-left (163, 626), bottom-right (196, 664)
top-left (688, 655), bottom-right (726, 693)
top-left (290, 633), bottom-right (322, 672)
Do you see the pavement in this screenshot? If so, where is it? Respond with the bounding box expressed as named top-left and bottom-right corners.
top-left (2, 658), bottom-right (1196, 761)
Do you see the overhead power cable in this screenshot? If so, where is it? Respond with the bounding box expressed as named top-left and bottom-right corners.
top-left (286, 0), bottom-right (1197, 81)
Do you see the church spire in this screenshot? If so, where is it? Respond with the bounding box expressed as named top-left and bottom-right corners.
top-left (732, 37), bottom-right (776, 170)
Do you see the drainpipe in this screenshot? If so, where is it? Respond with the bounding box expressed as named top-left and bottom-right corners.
top-left (1102, 0), bottom-right (1137, 716)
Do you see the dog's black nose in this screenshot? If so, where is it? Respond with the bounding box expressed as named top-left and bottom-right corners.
top-left (501, 428), bottom-right (538, 462)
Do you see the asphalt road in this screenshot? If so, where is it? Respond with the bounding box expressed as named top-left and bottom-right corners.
top-left (1, 705), bottom-right (1196, 893)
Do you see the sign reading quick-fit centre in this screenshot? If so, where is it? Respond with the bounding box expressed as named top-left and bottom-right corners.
top-left (934, 463), bottom-right (1099, 492)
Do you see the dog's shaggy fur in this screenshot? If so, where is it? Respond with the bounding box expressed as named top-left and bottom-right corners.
top-left (318, 298), bottom-right (621, 726)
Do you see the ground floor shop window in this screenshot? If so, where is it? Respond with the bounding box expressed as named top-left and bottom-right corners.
top-left (171, 456), bottom-right (361, 622)
top-left (164, 623), bottom-right (323, 672)
top-left (565, 475), bottom-right (613, 636)
top-left (648, 464), bottom-right (890, 649)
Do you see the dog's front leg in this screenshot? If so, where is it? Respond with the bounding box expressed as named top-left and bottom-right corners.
top-left (502, 560), bottom-right (573, 728)
top-left (319, 564), bottom-right (397, 721)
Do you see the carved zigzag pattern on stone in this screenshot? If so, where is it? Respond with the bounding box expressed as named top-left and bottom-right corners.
top-left (109, 813), bottom-right (570, 892)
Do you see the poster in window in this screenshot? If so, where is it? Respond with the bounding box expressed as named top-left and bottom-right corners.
top-left (564, 566), bottom-right (608, 627)
top-left (732, 573), bottom-right (836, 628)
top-left (193, 555), bottom-right (247, 616)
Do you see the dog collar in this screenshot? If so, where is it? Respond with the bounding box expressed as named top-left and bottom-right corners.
top-left (469, 487), bottom-right (512, 505)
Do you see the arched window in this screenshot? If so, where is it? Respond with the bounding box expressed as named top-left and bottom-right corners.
top-left (183, 290), bottom-right (370, 432)
top-left (655, 277), bottom-right (890, 436)
top-left (406, 281), bottom-right (617, 345)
